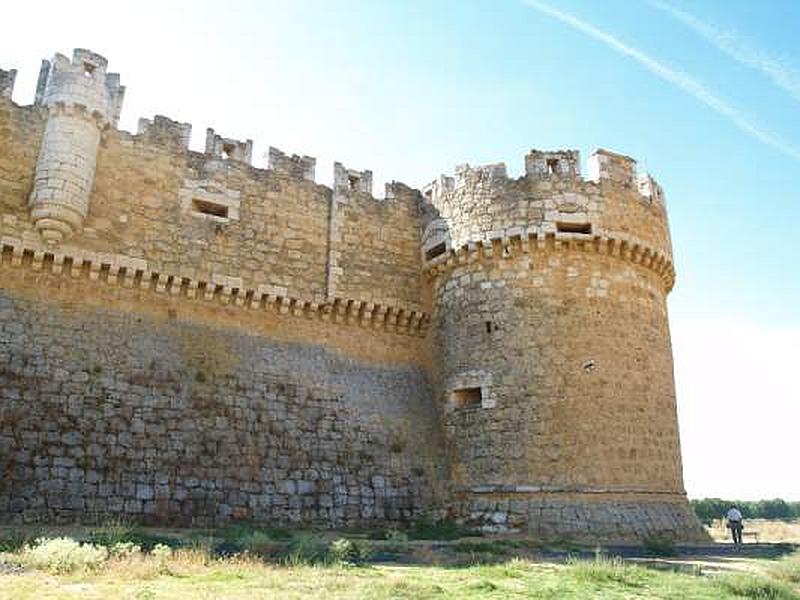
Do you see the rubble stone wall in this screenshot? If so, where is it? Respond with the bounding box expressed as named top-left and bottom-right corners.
top-left (0, 269), bottom-right (445, 526)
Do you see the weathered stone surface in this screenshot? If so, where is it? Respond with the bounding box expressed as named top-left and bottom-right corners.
top-left (0, 47), bottom-right (704, 541)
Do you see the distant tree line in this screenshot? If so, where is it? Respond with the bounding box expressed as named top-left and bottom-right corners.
top-left (691, 498), bottom-right (800, 525)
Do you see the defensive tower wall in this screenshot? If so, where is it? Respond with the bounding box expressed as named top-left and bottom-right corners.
top-left (421, 151), bottom-right (700, 539)
top-left (0, 48), bottom-right (704, 541)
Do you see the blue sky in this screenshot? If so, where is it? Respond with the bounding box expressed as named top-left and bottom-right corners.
top-left (2, 0), bottom-right (798, 499)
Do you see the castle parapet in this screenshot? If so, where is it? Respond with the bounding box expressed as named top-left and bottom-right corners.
top-left (454, 163), bottom-right (507, 189)
top-left (334, 162), bottom-right (372, 195)
top-left (34, 49), bottom-right (125, 126)
top-left (422, 175), bottom-right (455, 205)
top-left (0, 68), bottom-right (16, 99)
top-left (267, 146), bottom-right (316, 181)
top-left (205, 128), bottom-right (253, 164)
top-left (589, 148), bottom-right (636, 186)
top-left (525, 149), bottom-right (580, 178)
top-left (637, 173), bottom-right (666, 205)
top-left (137, 115), bottom-right (192, 150)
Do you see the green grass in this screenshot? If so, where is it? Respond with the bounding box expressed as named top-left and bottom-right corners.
top-left (1, 540), bottom-right (799, 599)
top-left (407, 517), bottom-right (475, 541)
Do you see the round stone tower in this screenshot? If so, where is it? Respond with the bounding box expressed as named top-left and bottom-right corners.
top-left (422, 149), bottom-right (706, 542)
top-left (29, 49), bottom-right (124, 243)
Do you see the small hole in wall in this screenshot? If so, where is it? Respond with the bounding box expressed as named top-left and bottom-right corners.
top-left (583, 359), bottom-right (596, 373)
top-left (485, 321), bottom-right (498, 334)
top-left (451, 387), bottom-right (482, 409)
top-left (557, 222), bottom-right (592, 234)
top-left (425, 242), bottom-right (447, 261)
top-left (192, 198), bottom-right (229, 219)
top-left (83, 63), bottom-right (95, 77)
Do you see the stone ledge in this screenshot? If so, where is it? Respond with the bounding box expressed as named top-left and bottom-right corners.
top-left (424, 229), bottom-right (675, 292)
top-left (0, 237), bottom-right (430, 337)
top-left (464, 484), bottom-right (686, 496)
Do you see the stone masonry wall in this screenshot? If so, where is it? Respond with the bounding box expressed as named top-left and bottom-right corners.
top-left (0, 267), bottom-right (445, 526)
top-left (433, 250), bottom-right (682, 491)
top-left (0, 97), bottom-right (424, 312)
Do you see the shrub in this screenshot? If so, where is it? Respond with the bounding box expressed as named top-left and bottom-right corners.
top-left (211, 540), bottom-right (244, 557)
top-left (453, 541), bottom-right (508, 555)
top-left (21, 537), bottom-right (109, 574)
top-left (0, 528), bottom-right (43, 552)
top-left (408, 517), bottom-right (472, 541)
top-left (642, 535), bottom-right (676, 557)
top-left (150, 543), bottom-right (173, 574)
top-left (151, 543), bottom-right (172, 560)
top-left (282, 533), bottom-right (327, 566)
top-left (238, 530), bottom-right (280, 555)
top-left (88, 519), bottom-right (135, 547)
top-left (381, 529), bottom-right (410, 553)
top-left (110, 541), bottom-right (142, 559)
top-left (328, 538), bottom-right (371, 565)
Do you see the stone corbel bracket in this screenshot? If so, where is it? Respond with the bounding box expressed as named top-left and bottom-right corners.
top-left (0, 237), bottom-right (430, 337)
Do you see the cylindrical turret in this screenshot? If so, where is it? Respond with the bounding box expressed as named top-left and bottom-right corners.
top-left (422, 149), bottom-right (705, 541)
top-left (28, 49), bottom-right (124, 243)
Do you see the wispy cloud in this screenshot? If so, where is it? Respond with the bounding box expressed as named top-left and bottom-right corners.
top-left (649, 0), bottom-right (800, 103)
top-left (521, 0), bottom-right (800, 163)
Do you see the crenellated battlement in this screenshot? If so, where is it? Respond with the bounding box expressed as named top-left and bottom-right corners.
top-left (267, 146), bottom-right (316, 181)
top-left (34, 49), bottom-right (125, 126)
top-left (525, 149), bottom-right (580, 178)
top-left (334, 162), bottom-right (373, 196)
top-left (0, 68), bottom-right (16, 99)
top-left (420, 149), bottom-right (672, 287)
top-left (137, 115), bottom-right (192, 150)
top-left (205, 128), bottom-right (253, 164)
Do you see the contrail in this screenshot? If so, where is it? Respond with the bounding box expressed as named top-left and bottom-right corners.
top-left (649, 0), bottom-right (800, 103)
top-left (521, 0), bottom-right (800, 163)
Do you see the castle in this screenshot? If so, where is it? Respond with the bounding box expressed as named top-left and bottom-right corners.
top-left (0, 49), bottom-right (706, 541)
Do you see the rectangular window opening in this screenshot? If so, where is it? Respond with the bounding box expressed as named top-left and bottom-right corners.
top-left (546, 158), bottom-right (559, 175)
top-left (452, 387), bottom-right (482, 409)
top-left (221, 143), bottom-right (235, 160)
top-left (425, 242), bottom-right (447, 261)
top-left (192, 198), bottom-right (229, 219)
top-left (556, 221), bottom-right (591, 234)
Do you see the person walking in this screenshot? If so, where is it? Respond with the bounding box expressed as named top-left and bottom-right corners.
top-left (726, 506), bottom-right (744, 545)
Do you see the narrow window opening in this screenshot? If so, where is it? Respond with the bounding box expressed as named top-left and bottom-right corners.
top-left (452, 387), bottom-right (482, 409)
top-left (222, 143), bottom-right (235, 160)
top-left (192, 199), bottom-right (228, 219)
top-left (485, 321), bottom-right (495, 334)
top-left (557, 222), bottom-right (591, 234)
top-left (546, 158), bottom-right (559, 175)
top-left (425, 242), bottom-right (447, 261)
top-left (83, 63), bottom-right (95, 78)
top-left (348, 175), bottom-right (360, 190)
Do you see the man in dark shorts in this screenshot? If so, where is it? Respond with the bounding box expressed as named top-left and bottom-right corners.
top-left (726, 506), bottom-right (744, 545)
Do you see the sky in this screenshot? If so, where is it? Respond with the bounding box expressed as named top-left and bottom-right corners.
top-left (2, 0), bottom-right (798, 500)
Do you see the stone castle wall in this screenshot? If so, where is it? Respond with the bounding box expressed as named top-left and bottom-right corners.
top-left (0, 264), bottom-right (444, 527)
top-left (0, 49), bottom-right (706, 541)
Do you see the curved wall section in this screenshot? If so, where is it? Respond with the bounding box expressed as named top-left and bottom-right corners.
top-left (425, 151), bottom-right (704, 541)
